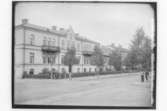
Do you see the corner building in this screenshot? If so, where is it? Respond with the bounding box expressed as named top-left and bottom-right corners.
top-left (15, 19), bottom-right (110, 78)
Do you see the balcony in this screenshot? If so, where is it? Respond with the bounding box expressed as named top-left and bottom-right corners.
top-left (41, 45), bottom-right (60, 53)
top-left (103, 53), bottom-right (110, 57)
top-left (82, 50), bottom-right (93, 56)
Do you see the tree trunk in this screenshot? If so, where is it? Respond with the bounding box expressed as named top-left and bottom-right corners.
top-left (65, 72), bottom-right (66, 79)
top-left (69, 65), bottom-right (72, 80)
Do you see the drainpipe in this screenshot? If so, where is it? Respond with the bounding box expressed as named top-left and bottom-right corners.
top-left (58, 37), bottom-right (60, 73)
top-left (81, 40), bottom-right (83, 72)
top-left (23, 27), bottom-right (25, 76)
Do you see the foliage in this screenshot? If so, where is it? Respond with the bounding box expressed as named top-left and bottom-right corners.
top-left (140, 37), bottom-right (152, 71)
top-left (108, 47), bottom-right (122, 71)
top-left (23, 73), bottom-right (51, 79)
top-left (29, 68), bottom-right (34, 75)
top-left (22, 71), bottom-right (28, 79)
top-left (23, 70), bottom-right (138, 79)
top-left (42, 68), bottom-right (50, 74)
top-left (91, 45), bottom-right (105, 72)
top-left (124, 27), bottom-right (152, 71)
top-left (62, 47), bottom-right (79, 73)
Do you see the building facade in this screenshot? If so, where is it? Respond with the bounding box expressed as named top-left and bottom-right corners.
top-left (15, 19), bottom-right (112, 78)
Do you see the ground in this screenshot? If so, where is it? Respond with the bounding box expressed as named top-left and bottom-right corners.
top-left (14, 72), bottom-right (152, 106)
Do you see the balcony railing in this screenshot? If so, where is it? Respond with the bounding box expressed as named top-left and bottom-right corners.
top-left (103, 53), bottom-right (110, 57)
top-left (41, 45), bottom-right (60, 53)
top-left (82, 50), bottom-right (93, 56)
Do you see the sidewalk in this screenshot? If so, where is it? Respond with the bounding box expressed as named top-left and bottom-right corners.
top-left (71, 72), bottom-right (142, 81)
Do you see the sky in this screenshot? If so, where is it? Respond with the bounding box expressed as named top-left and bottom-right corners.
top-left (15, 2), bottom-right (154, 49)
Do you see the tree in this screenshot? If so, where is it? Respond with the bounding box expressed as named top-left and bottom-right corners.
top-left (108, 46), bottom-right (122, 71)
top-left (130, 28), bottom-right (145, 67)
top-left (124, 27), bottom-right (152, 71)
top-left (91, 45), bottom-right (105, 75)
top-left (140, 37), bottom-right (152, 71)
top-left (123, 50), bottom-right (137, 70)
top-left (62, 47), bottom-right (79, 77)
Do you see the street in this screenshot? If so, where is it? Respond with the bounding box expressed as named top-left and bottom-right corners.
top-left (14, 73), bottom-right (152, 106)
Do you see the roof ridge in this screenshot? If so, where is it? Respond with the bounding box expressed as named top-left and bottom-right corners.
top-left (15, 22), bottom-right (99, 44)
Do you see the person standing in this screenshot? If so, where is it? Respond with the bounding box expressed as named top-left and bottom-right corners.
top-left (145, 71), bottom-right (149, 81)
top-left (69, 65), bottom-right (72, 80)
top-left (141, 71), bottom-right (145, 82)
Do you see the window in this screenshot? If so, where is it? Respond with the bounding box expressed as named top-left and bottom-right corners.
top-left (43, 55), bottom-right (55, 64)
top-left (29, 68), bottom-right (34, 75)
top-left (84, 68), bottom-right (86, 72)
top-left (62, 68), bottom-right (66, 73)
top-left (43, 56), bottom-right (47, 64)
top-left (48, 38), bottom-right (51, 46)
top-left (30, 34), bottom-right (35, 45)
top-left (29, 52), bottom-right (35, 64)
top-left (77, 68), bottom-right (80, 73)
top-left (50, 56), bottom-right (54, 64)
top-left (86, 58), bottom-right (88, 64)
top-left (43, 37), bottom-right (47, 46)
top-left (89, 68), bottom-right (91, 72)
top-left (84, 57), bottom-right (86, 64)
top-left (52, 39), bottom-right (56, 46)
top-left (61, 55), bottom-right (64, 64)
top-left (48, 57), bottom-right (51, 64)
top-left (51, 56), bottom-right (56, 64)
top-left (61, 40), bottom-right (64, 49)
top-left (55, 56), bottom-right (57, 64)
top-left (77, 56), bottom-right (81, 64)
top-left (87, 58), bottom-right (89, 64)
top-left (84, 57), bottom-right (89, 65)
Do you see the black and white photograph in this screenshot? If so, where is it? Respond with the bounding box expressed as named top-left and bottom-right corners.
top-left (12, 1), bottom-right (156, 109)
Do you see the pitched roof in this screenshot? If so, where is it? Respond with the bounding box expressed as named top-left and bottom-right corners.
top-left (15, 22), bottom-right (99, 44)
top-left (75, 36), bottom-right (99, 44)
top-left (16, 23), bottom-right (67, 37)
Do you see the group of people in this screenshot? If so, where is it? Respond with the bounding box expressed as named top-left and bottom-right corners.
top-left (141, 71), bottom-right (150, 82)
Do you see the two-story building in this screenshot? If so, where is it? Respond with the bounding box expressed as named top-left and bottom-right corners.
top-left (15, 19), bottom-right (110, 78)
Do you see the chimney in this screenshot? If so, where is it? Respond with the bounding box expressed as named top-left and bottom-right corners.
top-left (22, 19), bottom-right (28, 24)
top-left (52, 26), bottom-right (57, 30)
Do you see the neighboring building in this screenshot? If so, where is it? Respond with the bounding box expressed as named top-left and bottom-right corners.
top-left (107, 44), bottom-right (128, 70)
top-left (108, 44), bottom-right (128, 60)
top-left (15, 19), bottom-right (112, 78)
